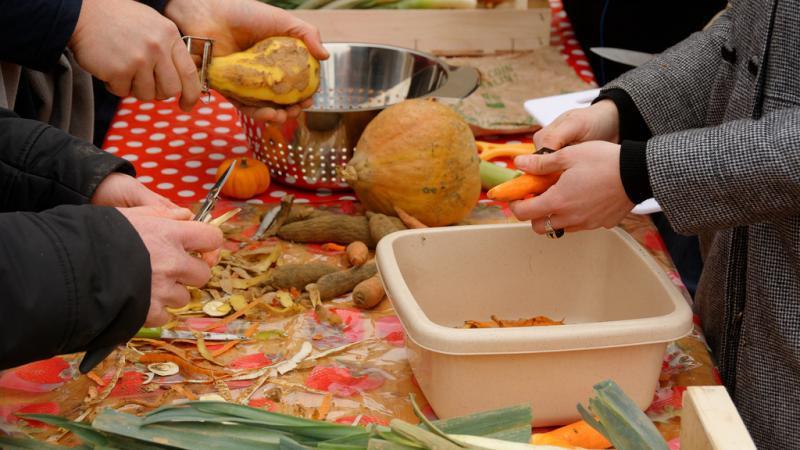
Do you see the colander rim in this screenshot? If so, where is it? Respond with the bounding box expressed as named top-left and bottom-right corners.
top-left (307, 41), bottom-right (455, 113)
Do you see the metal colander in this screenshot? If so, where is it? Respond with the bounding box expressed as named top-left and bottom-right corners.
top-left (240, 43), bottom-right (479, 191)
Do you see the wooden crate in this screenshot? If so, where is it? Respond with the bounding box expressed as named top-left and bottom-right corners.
top-left (291, 0), bottom-right (550, 56)
top-left (681, 386), bottom-right (757, 450)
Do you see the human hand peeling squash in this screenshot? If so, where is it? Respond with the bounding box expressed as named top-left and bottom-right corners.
top-left (165, 0), bottom-right (328, 123)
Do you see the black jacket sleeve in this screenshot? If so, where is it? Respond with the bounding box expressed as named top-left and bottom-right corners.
top-left (0, 206), bottom-right (150, 369)
top-left (0, 0), bottom-right (168, 72)
top-left (594, 89), bottom-right (654, 203)
top-left (0, 108), bottom-right (134, 212)
top-left (0, 0), bottom-right (82, 71)
top-left (0, 108), bottom-right (151, 369)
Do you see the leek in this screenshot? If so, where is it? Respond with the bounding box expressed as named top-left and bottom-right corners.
top-left (479, 160), bottom-right (523, 190)
top-left (577, 380), bottom-right (669, 450)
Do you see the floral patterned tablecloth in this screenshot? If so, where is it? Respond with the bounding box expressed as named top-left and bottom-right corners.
top-left (0, 1), bottom-right (720, 447)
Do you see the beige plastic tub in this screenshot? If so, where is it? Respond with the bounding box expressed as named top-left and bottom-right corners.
top-left (375, 223), bottom-right (693, 426)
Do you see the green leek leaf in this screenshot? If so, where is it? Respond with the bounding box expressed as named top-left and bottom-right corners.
top-left (577, 380), bottom-right (669, 450)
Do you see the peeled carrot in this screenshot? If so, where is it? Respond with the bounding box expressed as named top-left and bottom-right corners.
top-left (486, 173), bottom-right (560, 202)
top-left (532, 420), bottom-right (612, 449)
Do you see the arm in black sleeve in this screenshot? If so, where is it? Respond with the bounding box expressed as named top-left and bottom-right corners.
top-left (592, 90), bottom-right (654, 204)
top-left (0, 108), bottom-right (134, 212)
top-left (0, 0), bottom-right (82, 71)
top-left (0, 205), bottom-right (150, 370)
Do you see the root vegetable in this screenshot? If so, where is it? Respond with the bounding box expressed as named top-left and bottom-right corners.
top-left (367, 212), bottom-right (406, 243)
top-left (352, 275), bottom-right (385, 309)
top-left (312, 261), bottom-right (378, 301)
top-left (346, 241), bottom-right (369, 267)
top-left (284, 205), bottom-right (332, 224)
top-left (395, 206), bottom-right (428, 229)
top-left (486, 173), bottom-right (560, 202)
top-left (269, 263), bottom-right (339, 290)
top-left (277, 214), bottom-right (372, 246)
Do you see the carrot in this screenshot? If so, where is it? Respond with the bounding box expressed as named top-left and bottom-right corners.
top-left (394, 207), bottom-right (428, 229)
top-left (532, 420), bottom-right (612, 449)
top-left (346, 241), bottom-right (369, 267)
top-left (486, 173), bottom-right (560, 202)
top-left (529, 434), bottom-right (573, 448)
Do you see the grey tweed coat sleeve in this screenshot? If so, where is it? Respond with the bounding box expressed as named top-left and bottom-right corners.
top-left (600, 2), bottom-right (800, 449)
top-left (604, 8), bottom-right (800, 234)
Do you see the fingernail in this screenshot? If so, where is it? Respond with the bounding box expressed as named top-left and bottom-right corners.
top-left (514, 155), bottom-right (531, 168)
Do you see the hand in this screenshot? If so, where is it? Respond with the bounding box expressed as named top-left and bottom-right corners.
top-left (92, 173), bottom-right (190, 213)
top-left (533, 100), bottom-right (621, 150)
top-left (165, 0), bottom-right (329, 123)
top-left (509, 141), bottom-right (634, 234)
top-left (69, 0), bottom-right (201, 111)
top-left (119, 207), bottom-right (224, 326)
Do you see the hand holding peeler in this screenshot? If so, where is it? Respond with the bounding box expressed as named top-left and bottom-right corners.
top-left (182, 36), bottom-right (215, 99)
top-left (79, 161), bottom-right (238, 374)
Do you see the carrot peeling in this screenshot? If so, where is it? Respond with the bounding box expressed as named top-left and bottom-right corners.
top-left (211, 322), bottom-right (260, 358)
top-left (170, 384), bottom-right (198, 401)
top-left (86, 371), bottom-right (106, 387)
top-left (321, 242), bottom-right (347, 252)
top-left (486, 173), bottom-right (561, 202)
top-left (138, 353), bottom-right (227, 378)
top-left (201, 298), bottom-right (259, 331)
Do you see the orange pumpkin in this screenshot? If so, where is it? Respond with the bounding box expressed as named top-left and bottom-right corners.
top-left (339, 99), bottom-right (480, 226)
top-left (216, 157), bottom-right (270, 199)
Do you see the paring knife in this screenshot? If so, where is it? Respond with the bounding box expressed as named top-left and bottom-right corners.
top-left (135, 327), bottom-right (248, 341)
top-left (589, 47), bottom-right (655, 68)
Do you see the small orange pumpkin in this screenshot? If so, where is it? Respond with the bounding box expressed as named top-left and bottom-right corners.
top-left (216, 157), bottom-right (270, 199)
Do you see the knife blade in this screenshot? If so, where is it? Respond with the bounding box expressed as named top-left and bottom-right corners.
top-left (589, 47), bottom-right (655, 68)
top-left (136, 327), bottom-right (247, 341)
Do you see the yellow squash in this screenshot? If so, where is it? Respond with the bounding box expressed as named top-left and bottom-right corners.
top-left (208, 36), bottom-right (320, 106)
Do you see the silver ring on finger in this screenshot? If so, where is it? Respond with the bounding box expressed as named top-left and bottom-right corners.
top-left (545, 215), bottom-right (565, 240)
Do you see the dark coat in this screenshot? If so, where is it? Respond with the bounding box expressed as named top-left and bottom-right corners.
top-left (0, 107), bottom-right (150, 369)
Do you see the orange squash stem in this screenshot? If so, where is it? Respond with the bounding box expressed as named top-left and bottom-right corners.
top-left (486, 173), bottom-right (560, 202)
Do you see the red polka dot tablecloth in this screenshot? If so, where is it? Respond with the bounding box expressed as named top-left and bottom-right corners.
top-left (102, 0), bottom-right (595, 205)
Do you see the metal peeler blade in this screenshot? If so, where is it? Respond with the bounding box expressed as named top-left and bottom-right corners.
top-left (182, 36), bottom-right (214, 99)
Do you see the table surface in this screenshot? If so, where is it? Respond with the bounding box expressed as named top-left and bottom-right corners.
top-left (0, 1), bottom-right (720, 447)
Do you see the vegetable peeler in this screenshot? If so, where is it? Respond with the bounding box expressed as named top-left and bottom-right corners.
top-left (182, 36), bottom-right (214, 99)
